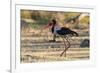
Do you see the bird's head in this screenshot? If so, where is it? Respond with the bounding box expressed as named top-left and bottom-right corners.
top-left (51, 19), bottom-right (56, 25)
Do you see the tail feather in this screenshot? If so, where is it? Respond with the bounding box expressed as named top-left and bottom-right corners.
top-left (71, 31), bottom-right (78, 36)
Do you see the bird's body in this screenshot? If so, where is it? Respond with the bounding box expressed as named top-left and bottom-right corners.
top-left (51, 23), bottom-right (78, 57)
top-left (42, 19), bottom-right (78, 57)
top-left (53, 25), bottom-right (78, 37)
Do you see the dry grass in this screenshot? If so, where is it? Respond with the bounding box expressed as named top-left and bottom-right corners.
top-left (21, 48), bottom-right (89, 63)
top-left (20, 30), bottom-right (89, 63)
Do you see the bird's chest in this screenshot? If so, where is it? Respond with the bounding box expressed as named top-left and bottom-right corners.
top-left (54, 26), bottom-right (61, 34)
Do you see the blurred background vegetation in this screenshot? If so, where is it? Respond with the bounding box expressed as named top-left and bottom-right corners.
top-left (21, 10), bottom-right (90, 30)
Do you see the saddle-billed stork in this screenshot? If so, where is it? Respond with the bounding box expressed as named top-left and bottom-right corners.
top-left (43, 19), bottom-right (78, 57)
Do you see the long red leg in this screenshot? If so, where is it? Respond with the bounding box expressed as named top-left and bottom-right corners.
top-left (60, 36), bottom-right (71, 57)
top-left (60, 37), bottom-right (67, 57)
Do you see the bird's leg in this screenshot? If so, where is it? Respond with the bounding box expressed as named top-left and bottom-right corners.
top-left (65, 36), bottom-right (71, 52)
top-left (60, 36), bottom-right (67, 57)
top-left (64, 50), bottom-right (66, 57)
top-left (60, 36), bottom-right (71, 57)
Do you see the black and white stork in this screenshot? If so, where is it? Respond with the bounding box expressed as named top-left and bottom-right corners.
top-left (54, 27), bottom-right (78, 57)
top-left (45, 19), bottom-right (78, 57)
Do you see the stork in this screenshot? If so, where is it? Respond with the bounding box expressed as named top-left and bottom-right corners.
top-left (42, 19), bottom-right (78, 57)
